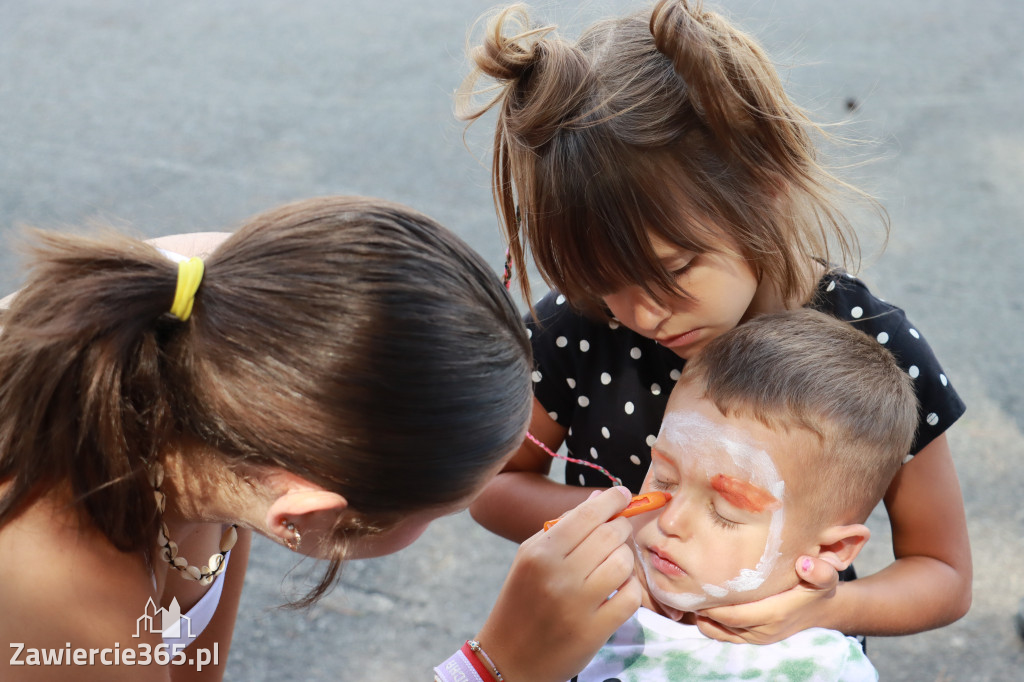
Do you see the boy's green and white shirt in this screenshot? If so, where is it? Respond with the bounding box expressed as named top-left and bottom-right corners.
top-left (570, 608), bottom-right (876, 682)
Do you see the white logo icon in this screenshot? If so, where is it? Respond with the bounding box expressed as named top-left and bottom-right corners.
top-left (134, 597), bottom-right (196, 641)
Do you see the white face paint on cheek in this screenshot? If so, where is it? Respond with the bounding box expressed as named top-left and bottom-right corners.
top-left (632, 538), bottom-right (707, 613)
top-left (652, 411), bottom-right (786, 602)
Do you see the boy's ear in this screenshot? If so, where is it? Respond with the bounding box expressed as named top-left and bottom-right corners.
top-left (813, 524), bottom-right (871, 572)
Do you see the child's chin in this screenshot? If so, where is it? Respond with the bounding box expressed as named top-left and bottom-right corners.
top-left (658, 603), bottom-right (688, 621)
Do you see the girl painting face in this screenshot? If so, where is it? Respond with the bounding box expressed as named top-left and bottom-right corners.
top-left (630, 382), bottom-right (819, 618)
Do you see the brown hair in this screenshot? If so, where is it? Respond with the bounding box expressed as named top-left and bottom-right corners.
top-left (459, 1), bottom-right (879, 317)
top-left (681, 308), bottom-right (917, 524)
top-left (0, 196), bottom-right (533, 603)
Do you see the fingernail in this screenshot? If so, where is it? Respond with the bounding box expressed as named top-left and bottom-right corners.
top-left (801, 557), bottom-right (813, 573)
top-left (614, 485), bottom-right (632, 500)
top-left (587, 490), bottom-right (602, 500)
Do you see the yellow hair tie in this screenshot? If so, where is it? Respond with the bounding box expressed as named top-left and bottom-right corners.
top-left (168, 257), bottom-right (205, 321)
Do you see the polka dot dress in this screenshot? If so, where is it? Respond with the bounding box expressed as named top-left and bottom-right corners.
top-left (526, 270), bottom-right (966, 492)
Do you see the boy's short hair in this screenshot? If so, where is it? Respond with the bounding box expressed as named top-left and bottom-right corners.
top-left (681, 308), bottom-right (918, 524)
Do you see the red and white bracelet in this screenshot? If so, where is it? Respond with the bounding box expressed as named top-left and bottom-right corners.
top-left (434, 641), bottom-right (504, 682)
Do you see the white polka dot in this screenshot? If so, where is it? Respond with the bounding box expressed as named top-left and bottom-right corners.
top-left (940, 373), bottom-right (948, 386)
top-left (909, 328), bottom-right (920, 339)
top-left (600, 372), bottom-right (612, 385)
top-left (826, 280), bottom-right (836, 292)
top-left (527, 328), bottom-right (533, 338)
top-left (579, 339), bottom-right (590, 352)
top-left (531, 370), bottom-right (542, 382)
top-left (630, 347), bottom-right (642, 360)
top-left (902, 453), bottom-right (915, 464)
top-left (601, 427), bottom-right (610, 439)
top-left (590, 447), bottom-right (599, 460)
top-left (670, 369), bottom-right (682, 381)
top-left (629, 455), bottom-right (642, 466)
top-left (578, 474), bottom-right (586, 485)
top-left (926, 413), bottom-right (939, 426)
top-left (908, 365), bottom-right (920, 379)
top-left (624, 401), bottom-right (635, 415)
top-left (609, 320), bottom-right (620, 330)
top-left (877, 332), bottom-right (889, 345)
top-left (850, 306), bottom-right (863, 319)
top-left (568, 427), bottom-right (573, 436)
top-left (645, 435), bottom-right (657, 447)
top-left (578, 395), bottom-right (590, 407)
top-left (651, 383), bottom-right (662, 396)
top-left (567, 378), bottom-right (576, 389)
top-left (556, 336), bottom-right (568, 348)
top-left (556, 294), bottom-right (566, 305)
top-left (548, 411), bottom-right (558, 421)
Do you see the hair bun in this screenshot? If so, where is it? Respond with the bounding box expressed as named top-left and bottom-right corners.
top-left (463, 4), bottom-right (592, 149)
top-left (471, 4), bottom-right (550, 83)
top-left (650, 0), bottom-right (753, 135)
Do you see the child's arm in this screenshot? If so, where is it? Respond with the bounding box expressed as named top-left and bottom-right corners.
top-left (694, 432), bottom-right (972, 642)
top-left (470, 397), bottom-right (600, 542)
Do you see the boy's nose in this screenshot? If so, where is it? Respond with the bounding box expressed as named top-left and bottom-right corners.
top-left (656, 494), bottom-right (694, 540)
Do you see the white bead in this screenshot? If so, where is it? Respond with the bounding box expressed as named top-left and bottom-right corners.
top-left (220, 526), bottom-right (238, 552)
top-left (153, 491), bottom-right (166, 513)
top-left (148, 462), bottom-right (164, 488)
top-left (208, 554), bottom-right (224, 573)
top-left (173, 557), bottom-right (188, 569)
top-left (200, 576), bottom-right (215, 586)
top-left (167, 540), bottom-right (178, 558)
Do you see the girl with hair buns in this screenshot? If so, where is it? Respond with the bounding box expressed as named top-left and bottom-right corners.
top-left (0, 196), bottom-right (642, 682)
top-left (460, 0), bottom-right (971, 646)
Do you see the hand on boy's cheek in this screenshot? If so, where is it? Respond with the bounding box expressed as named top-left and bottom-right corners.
top-left (692, 555), bottom-right (840, 645)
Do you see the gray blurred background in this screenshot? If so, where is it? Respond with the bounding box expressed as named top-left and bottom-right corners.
top-left (1, 1), bottom-right (1022, 679)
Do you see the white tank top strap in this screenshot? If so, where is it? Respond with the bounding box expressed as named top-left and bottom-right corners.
top-left (161, 550), bottom-right (231, 652)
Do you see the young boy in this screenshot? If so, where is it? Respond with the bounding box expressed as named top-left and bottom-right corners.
top-left (571, 308), bottom-right (918, 682)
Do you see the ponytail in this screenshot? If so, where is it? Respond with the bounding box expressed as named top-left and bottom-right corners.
top-left (0, 232), bottom-right (180, 551)
top-left (459, 4), bottom-right (595, 305)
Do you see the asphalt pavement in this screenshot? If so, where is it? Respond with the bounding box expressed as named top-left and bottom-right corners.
top-left (1, 1), bottom-right (1022, 680)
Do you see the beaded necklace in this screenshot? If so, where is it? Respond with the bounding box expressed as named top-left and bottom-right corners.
top-left (147, 461), bottom-right (238, 586)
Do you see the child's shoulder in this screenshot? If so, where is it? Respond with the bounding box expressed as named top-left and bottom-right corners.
top-left (811, 269), bottom-right (922, 359)
top-left (0, 488), bottom-right (159, 659)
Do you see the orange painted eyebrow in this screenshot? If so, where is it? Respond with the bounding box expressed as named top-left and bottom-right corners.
top-left (710, 474), bottom-right (780, 513)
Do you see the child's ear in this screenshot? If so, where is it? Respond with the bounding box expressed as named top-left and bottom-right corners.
top-left (813, 524), bottom-right (871, 572)
top-left (263, 471), bottom-right (348, 544)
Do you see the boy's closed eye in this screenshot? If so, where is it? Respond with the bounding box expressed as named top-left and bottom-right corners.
top-left (647, 470), bottom-right (749, 529)
top-left (706, 500), bottom-right (741, 530)
top-left (710, 474), bottom-right (781, 515)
